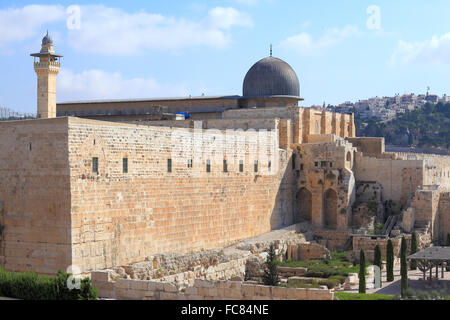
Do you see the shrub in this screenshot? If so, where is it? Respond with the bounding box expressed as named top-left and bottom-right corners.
top-left (318, 278), bottom-right (340, 289)
top-left (0, 267), bottom-right (98, 300)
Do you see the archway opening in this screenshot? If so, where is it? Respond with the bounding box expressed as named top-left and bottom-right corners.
top-left (296, 188), bottom-right (312, 223)
top-left (346, 151), bottom-right (352, 168)
top-left (324, 189), bottom-right (338, 229)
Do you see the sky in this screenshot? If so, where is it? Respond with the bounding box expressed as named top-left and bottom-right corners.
top-left (1, 0), bottom-right (450, 114)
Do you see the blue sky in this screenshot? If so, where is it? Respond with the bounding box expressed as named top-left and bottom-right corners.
top-left (1, 0), bottom-right (450, 113)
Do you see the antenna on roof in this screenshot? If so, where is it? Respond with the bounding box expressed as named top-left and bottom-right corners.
top-left (270, 44), bottom-right (272, 57)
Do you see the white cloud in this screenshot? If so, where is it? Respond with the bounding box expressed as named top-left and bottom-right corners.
top-left (0, 5), bottom-right (65, 47)
top-left (67, 5), bottom-right (253, 55)
top-left (390, 33), bottom-right (450, 67)
top-left (280, 25), bottom-right (361, 56)
top-left (58, 69), bottom-right (190, 101)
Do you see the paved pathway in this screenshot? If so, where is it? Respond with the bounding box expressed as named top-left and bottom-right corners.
top-left (341, 265), bottom-right (450, 296)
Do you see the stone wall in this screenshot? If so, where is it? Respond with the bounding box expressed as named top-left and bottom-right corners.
top-left (68, 117), bottom-right (293, 273)
top-left (285, 243), bottom-right (330, 261)
top-left (438, 193), bottom-right (450, 244)
top-left (0, 118), bottom-right (72, 274)
top-left (346, 137), bottom-right (385, 157)
top-left (354, 153), bottom-right (424, 207)
top-left (351, 233), bottom-right (430, 262)
top-left (91, 271), bottom-right (334, 300)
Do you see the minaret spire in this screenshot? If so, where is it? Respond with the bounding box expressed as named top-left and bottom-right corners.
top-left (270, 44), bottom-right (272, 57)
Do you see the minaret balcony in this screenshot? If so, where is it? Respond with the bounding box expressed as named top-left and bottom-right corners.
top-left (34, 61), bottom-right (61, 70)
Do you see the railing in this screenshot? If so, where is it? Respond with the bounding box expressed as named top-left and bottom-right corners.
top-left (34, 61), bottom-right (61, 69)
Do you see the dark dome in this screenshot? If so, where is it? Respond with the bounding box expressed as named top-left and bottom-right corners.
top-left (243, 56), bottom-right (300, 98)
top-left (42, 32), bottom-right (53, 45)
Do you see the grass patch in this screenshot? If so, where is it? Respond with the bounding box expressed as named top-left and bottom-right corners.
top-left (335, 292), bottom-right (395, 300)
top-left (277, 251), bottom-right (358, 283)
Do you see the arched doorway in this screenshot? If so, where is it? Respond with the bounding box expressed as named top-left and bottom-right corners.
top-left (324, 189), bottom-right (338, 229)
top-left (296, 188), bottom-right (312, 223)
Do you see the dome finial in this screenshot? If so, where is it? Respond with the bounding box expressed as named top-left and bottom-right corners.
top-left (270, 44), bottom-right (272, 57)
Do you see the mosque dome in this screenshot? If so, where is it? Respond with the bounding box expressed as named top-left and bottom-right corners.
top-left (42, 32), bottom-right (53, 46)
top-left (243, 56), bottom-right (300, 98)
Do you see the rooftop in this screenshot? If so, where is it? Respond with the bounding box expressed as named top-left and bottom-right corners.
top-left (407, 246), bottom-right (450, 261)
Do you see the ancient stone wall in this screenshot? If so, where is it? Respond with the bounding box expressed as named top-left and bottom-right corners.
top-left (346, 137), bottom-right (385, 157)
top-left (0, 118), bottom-right (72, 274)
top-left (67, 117), bottom-right (293, 273)
top-left (91, 271), bottom-right (334, 300)
top-left (354, 153), bottom-right (424, 208)
top-left (438, 193), bottom-right (450, 244)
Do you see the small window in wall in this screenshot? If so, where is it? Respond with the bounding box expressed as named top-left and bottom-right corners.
top-left (292, 154), bottom-right (296, 170)
top-left (223, 160), bottom-right (228, 173)
top-left (268, 160), bottom-right (272, 172)
top-left (239, 160), bottom-right (244, 173)
top-left (187, 159), bottom-right (193, 168)
top-left (92, 157), bottom-right (99, 174)
top-left (314, 162), bottom-right (319, 167)
top-left (254, 160), bottom-right (258, 173)
top-left (206, 160), bottom-right (211, 173)
top-left (321, 161), bottom-right (327, 167)
top-left (29, 143), bottom-right (32, 151)
top-left (167, 159), bottom-right (172, 173)
top-left (123, 158), bottom-right (128, 174)
top-left (330, 162), bottom-right (333, 168)
top-left (300, 164), bottom-right (304, 171)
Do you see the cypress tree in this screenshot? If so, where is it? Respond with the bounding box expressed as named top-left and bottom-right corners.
top-left (400, 237), bottom-right (408, 297)
top-left (374, 245), bottom-right (382, 269)
top-left (410, 232), bottom-right (418, 270)
top-left (359, 249), bottom-right (366, 294)
top-left (262, 243), bottom-right (280, 286)
top-left (386, 239), bottom-right (394, 282)
top-left (374, 244), bottom-right (382, 285)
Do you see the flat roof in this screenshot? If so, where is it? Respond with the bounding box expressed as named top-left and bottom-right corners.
top-left (57, 94), bottom-right (303, 106)
top-left (57, 95), bottom-right (242, 105)
top-left (407, 246), bottom-right (450, 261)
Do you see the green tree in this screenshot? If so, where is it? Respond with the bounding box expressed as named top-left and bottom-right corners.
top-left (262, 243), bottom-right (280, 286)
top-left (400, 237), bottom-right (408, 298)
top-left (374, 245), bottom-right (382, 269)
top-left (359, 249), bottom-right (366, 294)
top-left (410, 232), bottom-right (418, 270)
top-left (386, 239), bottom-right (394, 282)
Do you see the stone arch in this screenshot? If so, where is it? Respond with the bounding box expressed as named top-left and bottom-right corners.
top-left (296, 188), bottom-right (312, 223)
top-left (324, 189), bottom-right (338, 229)
top-left (314, 120), bottom-right (319, 134)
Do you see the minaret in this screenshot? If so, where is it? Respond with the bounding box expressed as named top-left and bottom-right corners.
top-left (30, 31), bottom-right (63, 119)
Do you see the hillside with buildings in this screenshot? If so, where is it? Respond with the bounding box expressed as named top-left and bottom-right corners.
top-left (324, 94), bottom-right (450, 154)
